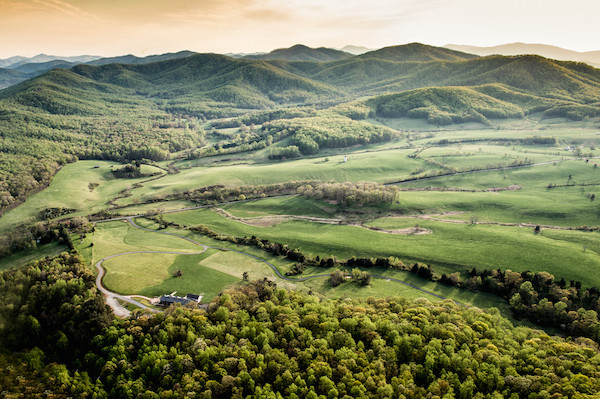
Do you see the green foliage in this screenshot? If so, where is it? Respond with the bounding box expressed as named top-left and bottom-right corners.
top-left (9, 283), bottom-right (597, 397)
top-left (265, 115), bottom-right (397, 155)
top-left (0, 252), bottom-right (112, 364)
top-left (268, 145), bottom-right (302, 160)
top-left (299, 181), bottom-right (399, 206)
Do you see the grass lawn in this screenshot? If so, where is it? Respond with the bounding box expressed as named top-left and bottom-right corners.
top-left (102, 252), bottom-right (183, 294)
top-left (0, 242), bottom-right (67, 271)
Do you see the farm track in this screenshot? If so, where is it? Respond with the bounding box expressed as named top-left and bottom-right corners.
top-left (93, 216), bottom-right (456, 316)
top-left (213, 207), bottom-right (433, 235)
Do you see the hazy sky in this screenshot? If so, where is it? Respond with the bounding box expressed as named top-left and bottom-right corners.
top-left (1, 0), bottom-right (599, 58)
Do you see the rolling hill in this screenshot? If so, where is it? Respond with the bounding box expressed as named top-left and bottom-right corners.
top-left (445, 42), bottom-right (600, 68)
top-left (0, 54), bottom-right (100, 69)
top-left (1, 43), bottom-right (600, 214)
top-left (0, 68), bottom-right (28, 90)
top-left (357, 43), bottom-right (478, 62)
top-left (243, 44), bottom-right (352, 62)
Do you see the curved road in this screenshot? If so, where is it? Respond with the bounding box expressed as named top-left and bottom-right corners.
top-left (94, 217), bottom-right (458, 317)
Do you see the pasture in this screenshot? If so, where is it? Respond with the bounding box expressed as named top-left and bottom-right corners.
top-left (0, 160), bottom-right (165, 234)
top-left (4, 123), bottom-right (600, 313)
top-left (163, 206), bottom-right (600, 286)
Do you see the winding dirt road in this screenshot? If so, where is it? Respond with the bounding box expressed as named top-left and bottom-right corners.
top-left (94, 217), bottom-right (456, 316)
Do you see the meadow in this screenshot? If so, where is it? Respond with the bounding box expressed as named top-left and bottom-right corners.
top-left (4, 121), bottom-right (600, 315)
top-left (0, 160), bottom-right (165, 234)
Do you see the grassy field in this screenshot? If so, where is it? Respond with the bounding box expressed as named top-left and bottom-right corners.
top-left (220, 196), bottom-right (339, 218)
top-left (0, 242), bottom-right (67, 271)
top-left (0, 160), bottom-right (165, 234)
top-left (162, 207), bottom-right (600, 286)
top-left (113, 147), bottom-right (438, 205)
top-left (113, 199), bottom-right (199, 216)
top-left (91, 219), bottom-right (201, 265)
top-left (5, 123), bottom-right (600, 315)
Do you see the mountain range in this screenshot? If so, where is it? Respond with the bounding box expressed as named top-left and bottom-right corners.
top-left (445, 43), bottom-right (600, 68)
top-left (1, 42), bottom-right (600, 216)
top-left (3, 43), bottom-right (600, 116)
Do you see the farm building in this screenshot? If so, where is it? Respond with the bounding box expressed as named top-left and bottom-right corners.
top-left (159, 293), bottom-right (203, 306)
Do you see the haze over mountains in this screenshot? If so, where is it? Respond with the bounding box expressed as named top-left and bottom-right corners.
top-left (2, 42), bottom-right (600, 91)
top-left (3, 43), bottom-right (600, 119)
top-left (445, 43), bottom-right (600, 68)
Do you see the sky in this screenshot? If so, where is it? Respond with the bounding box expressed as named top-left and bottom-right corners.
top-left (1, 0), bottom-right (599, 58)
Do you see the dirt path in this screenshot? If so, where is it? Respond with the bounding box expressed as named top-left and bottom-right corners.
top-left (214, 207), bottom-right (433, 235)
top-left (383, 212), bottom-right (572, 231)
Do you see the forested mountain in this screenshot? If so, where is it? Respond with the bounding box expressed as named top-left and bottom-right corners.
top-left (87, 50), bottom-right (197, 66)
top-left (10, 59), bottom-right (80, 74)
top-left (340, 45), bottom-right (374, 54)
top-left (244, 44), bottom-right (352, 62)
top-left (1, 43), bottom-right (600, 216)
top-left (0, 51), bottom-right (198, 89)
top-left (0, 67), bottom-right (28, 89)
top-left (446, 42), bottom-right (600, 68)
top-left (357, 43), bottom-right (478, 62)
top-left (0, 54), bottom-right (100, 68)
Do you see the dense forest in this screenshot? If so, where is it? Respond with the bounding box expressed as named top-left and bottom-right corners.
top-left (2, 257), bottom-right (600, 398)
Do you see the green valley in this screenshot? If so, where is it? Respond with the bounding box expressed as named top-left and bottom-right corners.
top-left (3, 42), bottom-right (600, 398)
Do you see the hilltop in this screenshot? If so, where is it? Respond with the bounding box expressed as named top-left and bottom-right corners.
top-left (244, 44), bottom-right (352, 62)
top-left (446, 42), bottom-right (600, 68)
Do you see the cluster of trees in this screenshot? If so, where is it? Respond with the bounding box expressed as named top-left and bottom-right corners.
top-left (262, 115), bottom-right (396, 156)
top-left (0, 253), bottom-right (113, 366)
top-left (0, 215), bottom-right (92, 258)
top-left (5, 278), bottom-right (600, 397)
top-left (191, 120), bottom-right (301, 159)
top-left (435, 268), bottom-right (600, 342)
top-left (111, 161), bottom-right (161, 179)
top-left (39, 207), bottom-right (76, 220)
top-left (209, 108), bottom-right (316, 128)
top-left (544, 104), bottom-right (600, 120)
top-left (268, 145), bottom-right (302, 160)
top-left (178, 182), bottom-right (314, 206)
top-left (330, 268), bottom-right (372, 286)
top-left (299, 182), bottom-right (400, 207)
